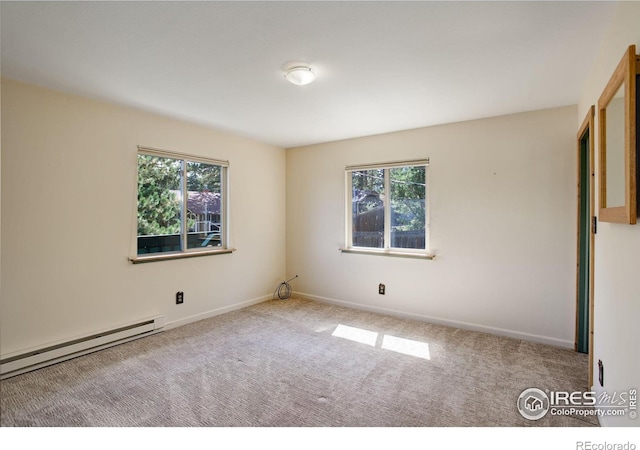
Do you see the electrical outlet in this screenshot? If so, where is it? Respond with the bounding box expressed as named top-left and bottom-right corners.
top-left (378, 283), bottom-right (385, 295)
top-left (176, 291), bottom-right (184, 305)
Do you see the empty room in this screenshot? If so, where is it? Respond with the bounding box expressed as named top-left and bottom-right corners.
top-left (1, 0), bottom-right (638, 442)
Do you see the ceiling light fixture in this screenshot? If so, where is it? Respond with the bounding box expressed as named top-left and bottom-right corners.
top-left (284, 66), bottom-right (316, 86)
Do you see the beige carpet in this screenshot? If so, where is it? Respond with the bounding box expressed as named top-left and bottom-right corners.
top-left (0, 298), bottom-right (597, 427)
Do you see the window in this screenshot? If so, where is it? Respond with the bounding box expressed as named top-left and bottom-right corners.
top-left (345, 159), bottom-right (431, 258)
top-left (133, 147), bottom-right (230, 262)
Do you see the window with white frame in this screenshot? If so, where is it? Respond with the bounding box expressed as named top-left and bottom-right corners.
top-left (135, 147), bottom-right (229, 260)
top-left (346, 159), bottom-right (429, 255)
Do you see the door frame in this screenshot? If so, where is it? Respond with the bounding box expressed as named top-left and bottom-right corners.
top-left (575, 105), bottom-right (596, 388)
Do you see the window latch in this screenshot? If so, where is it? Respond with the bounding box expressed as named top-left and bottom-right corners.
top-left (592, 216), bottom-right (597, 235)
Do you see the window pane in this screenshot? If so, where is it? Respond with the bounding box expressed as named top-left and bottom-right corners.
top-left (137, 155), bottom-right (183, 254)
top-left (352, 169), bottom-right (385, 248)
top-left (186, 162), bottom-right (222, 249)
top-left (390, 166), bottom-right (425, 249)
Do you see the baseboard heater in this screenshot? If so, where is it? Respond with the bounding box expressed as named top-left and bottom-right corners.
top-left (0, 316), bottom-right (165, 380)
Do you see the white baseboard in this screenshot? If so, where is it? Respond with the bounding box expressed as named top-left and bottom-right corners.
top-left (295, 291), bottom-right (574, 349)
top-left (164, 294), bottom-right (273, 330)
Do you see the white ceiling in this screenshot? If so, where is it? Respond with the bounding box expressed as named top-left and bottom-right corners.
top-left (1, 1), bottom-right (616, 148)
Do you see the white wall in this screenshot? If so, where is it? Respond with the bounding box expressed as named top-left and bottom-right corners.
top-left (577, 1), bottom-right (640, 427)
top-left (0, 79), bottom-right (286, 355)
top-left (287, 106), bottom-right (577, 347)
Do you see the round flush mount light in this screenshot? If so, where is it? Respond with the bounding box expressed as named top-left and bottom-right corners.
top-left (284, 66), bottom-right (316, 86)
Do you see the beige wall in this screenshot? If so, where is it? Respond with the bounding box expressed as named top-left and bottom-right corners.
top-left (287, 105), bottom-right (577, 347)
top-left (577, 1), bottom-right (640, 427)
top-left (0, 79), bottom-right (286, 355)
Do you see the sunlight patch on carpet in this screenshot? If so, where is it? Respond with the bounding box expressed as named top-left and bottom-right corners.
top-left (381, 334), bottom-right (430, 360)
top-left (332, 324), bottom-right (377, 346)
top-left (331, 324), bottom-right (430, 360)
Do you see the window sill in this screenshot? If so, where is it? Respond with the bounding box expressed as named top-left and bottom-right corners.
top-left (130, 248), bottom-right (236, 264)
top-left (339, 248), bottom-right (435, 260)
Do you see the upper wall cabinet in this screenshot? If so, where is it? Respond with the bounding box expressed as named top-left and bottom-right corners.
top-left (598, 44), bottom-right (639, 224)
